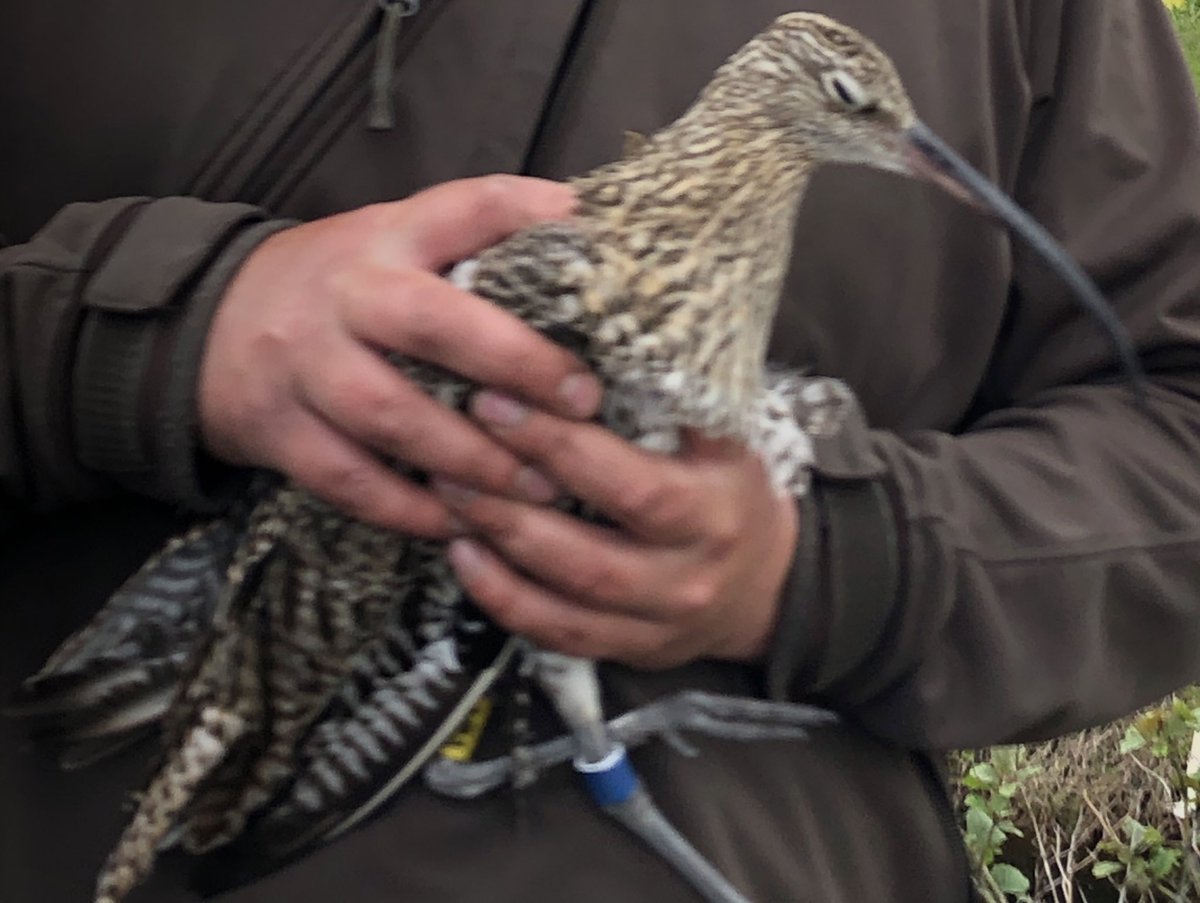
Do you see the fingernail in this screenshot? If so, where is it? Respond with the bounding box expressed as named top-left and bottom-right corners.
top-left (515, 467), bottom-right (556, 504)
top-left (435, 479), bottom-right (478, 509)
top-left (473, 390), bottom-right (527, 427)
top-left (449, 538), bottom-right (484, 578)
top-left (558, 373), bottom-right (602, 418)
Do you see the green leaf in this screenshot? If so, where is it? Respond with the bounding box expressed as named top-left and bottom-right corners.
top-left (1122, 817), bottom-right (1148, 847)
top-left (991, 747), bottom-right (1018, 774)
top-left (989, 863), bottom-right (1030, 894)
top-left (1093, 861), bottom-right (1125, 879)
top-left (1120, 726), bottom-right (1147, 754)
top-left (1140, 825), bottom-right (1164, 849)
top-left (966, 807), bottom-right (995, 840)
top-left (970, 763), bottom-right (1000, 786)
top-left (999, 822), bottom-right (1024, 839)
top-left (965, 807), bottom-right (1001, 861)
top-left (1149, 846), bottom-right (1181, 879)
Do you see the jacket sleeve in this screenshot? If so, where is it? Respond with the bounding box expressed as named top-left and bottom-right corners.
top-left (766, 0), bottom-right (1200, 749)
top-left (0, 197), bottom-right (292, 532)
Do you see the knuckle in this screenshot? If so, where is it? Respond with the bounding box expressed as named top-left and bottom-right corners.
top-left (359, 392), bottom-right (425, 455)
top-left (319, 365), bottom-right (372, 415)
top-left (322, 261), bottom-right (373, 307)
top-left (323, 371), bottom-right (396, 435)
top-left (612, 477), bottom-right (680, 527)
top-left (385, 507), bottom-right (446, 539)
top-left (441, 435), bottom-right (524, 496)
top-left (484, 457), bottom-right (526, 496)
top-left (500, 413), bottom-right (575, 469)
top-left (295, 457), bottom-right (444, 534)
top-left (245, 316), bottom-right (303, 367)
top-left (539, 621), bottom-right (601, 659)
top-left (539, 420), bottom-right (579, 462)
top-left (361, 200), bottom-right (400, 233)
top-left (356, 200), bottom-right (416, 245)
top-left (349, 268), bottom-right (438, 348)
top-left (673, 574), bottom-right (720, 617)
top-left (478, 581), bottom-right (525, 630)
top-left (479, 333), bottom-right (536, 377)
top-left (381, 486), bottom-right (447, 535)
top-left (564, 559), bottom-right (626, 604)
top-left (307, 461), bottom-right (383, 520)
top-left (387, 293), bottom-right (445, 352)
top-left (705, 511), bottom-right (743, 557)
top-left (465, 498), bottom-right (514, 534)
top-left (471, 175), bottom-right (520, 219)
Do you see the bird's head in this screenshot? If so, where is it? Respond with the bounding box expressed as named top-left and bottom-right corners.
top-left (701, 14), bottom-right (917, 172)
top-left (693, 12), bottom-right (1145, 392)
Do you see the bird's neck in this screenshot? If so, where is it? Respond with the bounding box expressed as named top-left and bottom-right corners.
top-left (572, 119), bottom-right (815, 439)
top-left (576, 112), bottom-right (814, 229)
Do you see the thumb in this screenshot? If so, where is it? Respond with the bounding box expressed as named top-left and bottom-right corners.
top-left (392, 175), bottom-right (576, 270)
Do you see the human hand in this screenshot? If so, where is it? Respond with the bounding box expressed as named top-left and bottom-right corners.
top-left (439, 390), bottom-right (799, 669)
top-left (198, 176), bottom-right (602, 537)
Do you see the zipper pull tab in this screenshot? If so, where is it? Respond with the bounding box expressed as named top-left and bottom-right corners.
top-left (368, 0), bottom-right (421, 131)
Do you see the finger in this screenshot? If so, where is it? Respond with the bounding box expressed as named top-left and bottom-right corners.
top-left (436, 482), bottom-right (686, 620)
top-left (297, 338), bottom-right (556, 503)
top-left (276, 407), bottom-right (458, 537)
top-left (342, 268), bottom-right (603, 419)
top-left (679, 427), bottom-right (745, 461)
top-left (448, 538), bottom-right (674, 666)
top-left (385, 175), bottom-right (576, 271)
top-left (468, 391), bottom-right (710, 542)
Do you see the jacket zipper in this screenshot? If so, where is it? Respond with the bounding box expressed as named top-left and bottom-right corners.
top-left (192, 0), bottom-right (438, 208)
top-left (244, 0), bottom-right (438, 208)
top-left (368, 0), bottom-right (422, 130)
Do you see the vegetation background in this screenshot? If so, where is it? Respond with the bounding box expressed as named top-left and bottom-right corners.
top-left (1167, 0), bottom-right (1200, 81)
top-left (951, 5), bottom-right (1200, 900)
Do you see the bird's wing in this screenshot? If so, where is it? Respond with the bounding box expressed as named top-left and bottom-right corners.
top-left (6, 511), bottom-right (245, 766)
top-left (466, 218), bottom-right (600, 337)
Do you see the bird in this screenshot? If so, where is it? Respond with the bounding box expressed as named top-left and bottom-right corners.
top-left (7, 12), bottom-right (1143, 903)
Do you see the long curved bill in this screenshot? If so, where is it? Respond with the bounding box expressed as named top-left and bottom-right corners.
top-left (904, 121), bottom-right (1146, 397)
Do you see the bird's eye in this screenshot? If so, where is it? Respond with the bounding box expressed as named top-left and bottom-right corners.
top-left (822, 70), bottom-right (875, 112)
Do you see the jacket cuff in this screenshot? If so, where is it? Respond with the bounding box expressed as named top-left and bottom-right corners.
top-left (765, 385), bottom-right (904, 703)
top-left (71, 197), bottom-right (295, 510)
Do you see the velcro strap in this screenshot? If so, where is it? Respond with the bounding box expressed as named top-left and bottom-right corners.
top-left (86, 198), bottom-right (266, 313)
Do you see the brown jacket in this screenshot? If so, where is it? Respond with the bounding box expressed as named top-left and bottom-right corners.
top-left (3, 1), bottom-right (1200, 901)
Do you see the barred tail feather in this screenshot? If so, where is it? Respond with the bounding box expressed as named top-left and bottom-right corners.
top-left (94, 707), bottom-right (245, 903)
top-left (6, 517), bottom-right (241, 766)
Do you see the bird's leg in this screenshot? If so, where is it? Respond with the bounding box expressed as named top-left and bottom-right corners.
top-left (426, 689), bottom-right (836, 798)
top-left (528, 652), bottom-right (823, 903)
top-left (531, 652), bottom-right (612, 763)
